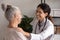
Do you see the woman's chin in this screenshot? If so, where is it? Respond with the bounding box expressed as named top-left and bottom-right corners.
top-left (37, 18), bottom-right (41, 20)
top-left (18, 22), bottom-right (21, 24)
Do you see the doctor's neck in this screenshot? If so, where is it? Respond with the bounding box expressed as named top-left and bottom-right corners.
top-left (38, 18), bottom-right (46, 23)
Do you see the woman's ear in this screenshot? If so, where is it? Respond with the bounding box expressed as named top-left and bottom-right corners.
top-left (14, 14), bottom-right (17, 18)
top-left (45, 13), bottom-right (48, 17)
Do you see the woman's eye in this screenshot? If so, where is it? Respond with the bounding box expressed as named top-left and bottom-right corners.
top-left (36, 10), bottom-right (41, 13)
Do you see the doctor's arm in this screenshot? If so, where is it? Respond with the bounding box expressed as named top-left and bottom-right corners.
top-left (25, 23), bottom-right (54, 40)
top-left (16, 23), bottom-right (54, 40)
top-left (30, 24), bottom-right (54, 40)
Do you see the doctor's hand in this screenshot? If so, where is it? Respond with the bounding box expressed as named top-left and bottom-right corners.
top-left (16, 27), bottom-right (30, 37)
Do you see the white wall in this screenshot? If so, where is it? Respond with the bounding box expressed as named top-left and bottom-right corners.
top-left (46, 0), bottom-right (60, 9)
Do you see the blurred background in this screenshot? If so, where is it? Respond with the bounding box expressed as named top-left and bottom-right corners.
top-left (0, 0), bottom-right (60, 40)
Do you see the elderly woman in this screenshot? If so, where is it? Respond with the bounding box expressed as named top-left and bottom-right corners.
top-left (1, 4), bottom-right (27, 40)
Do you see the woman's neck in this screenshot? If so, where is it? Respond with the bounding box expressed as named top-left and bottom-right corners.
top-left (39, 19), bottom-right (43, 23)
top-left (39, 18), bottom-right (46, 23)
top-left (8, 22), bottom-right (18, 28)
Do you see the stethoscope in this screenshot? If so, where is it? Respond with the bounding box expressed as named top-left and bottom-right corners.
top-left (34, 18), bottom-right (47, 34)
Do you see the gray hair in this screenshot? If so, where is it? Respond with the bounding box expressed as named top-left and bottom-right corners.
top-left (1, 4), bottom-right (22, 21)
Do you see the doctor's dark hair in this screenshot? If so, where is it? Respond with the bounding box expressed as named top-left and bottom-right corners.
top-left (37, 3), bottom-right (53, 23)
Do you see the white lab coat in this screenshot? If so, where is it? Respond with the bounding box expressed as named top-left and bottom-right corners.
top-left (30, 18), bottom-right (54, 40)
top-left (1, 27), bottom-right (27, 40)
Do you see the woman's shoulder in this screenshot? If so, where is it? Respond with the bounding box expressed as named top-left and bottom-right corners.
top-left (4, 27), bottom-right (21, 34)
top-left (47, 19), bottom-right (54, 26)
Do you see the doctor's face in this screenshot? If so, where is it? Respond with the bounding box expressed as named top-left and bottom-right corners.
top-left (36, 7), bottom-right (48, 21)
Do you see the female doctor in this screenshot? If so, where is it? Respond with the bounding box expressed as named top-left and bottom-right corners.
top-left (18, 3), bottom-right (54, 40)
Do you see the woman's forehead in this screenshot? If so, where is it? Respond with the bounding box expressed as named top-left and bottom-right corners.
top-left (15, 11), bottom-right (22, 18)
top-left (36, 8), bottom-right (44, 13)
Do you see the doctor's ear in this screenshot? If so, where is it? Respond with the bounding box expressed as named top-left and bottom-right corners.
top-left (45, 13), bottom-right (48, 17)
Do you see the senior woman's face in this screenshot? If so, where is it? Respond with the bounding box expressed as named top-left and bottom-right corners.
top-left (13, 10), bottom-right (22, 24)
